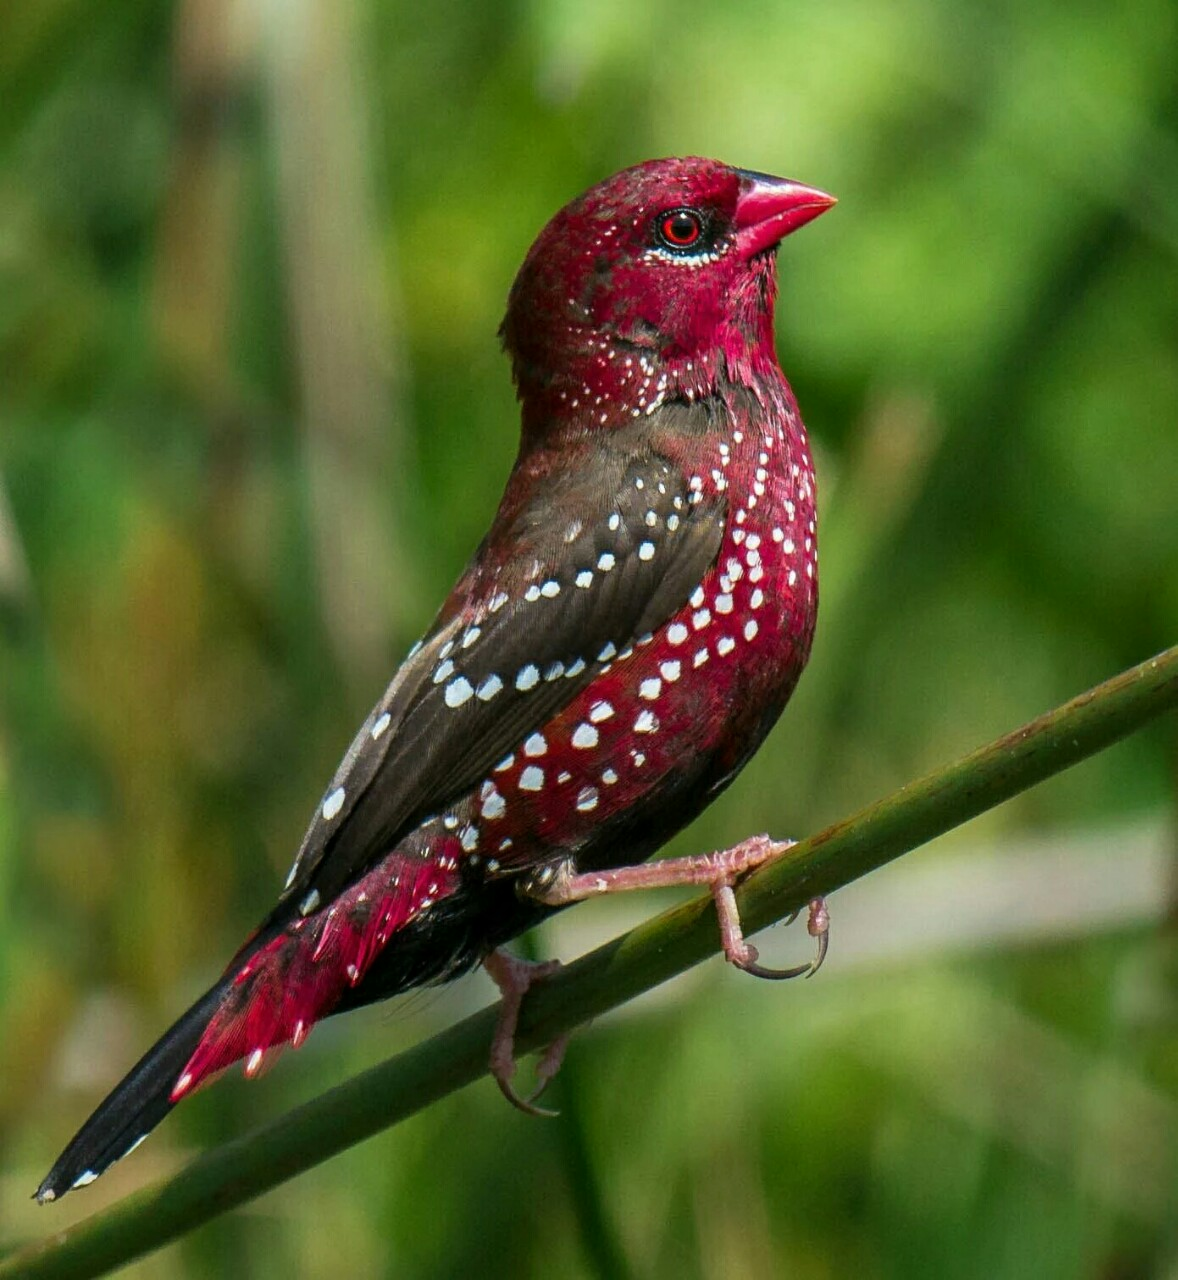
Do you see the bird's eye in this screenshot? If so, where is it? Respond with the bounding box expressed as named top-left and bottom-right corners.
top-left (655, 208), bottom-right (707, 252)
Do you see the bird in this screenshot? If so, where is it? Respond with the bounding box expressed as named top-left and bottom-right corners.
top-left (37, 156), bottom-right (834, 1202)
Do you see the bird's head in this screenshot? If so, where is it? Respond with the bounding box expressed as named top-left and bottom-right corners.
top-left (501, 157), bottom-right (835, 435)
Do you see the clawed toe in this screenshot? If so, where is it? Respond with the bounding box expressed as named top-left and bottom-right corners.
top-left (715, 885), bottom-right (830, 980)
top-left (493, 1031), bottom-right (570, 1116)
top-left (484, 948), bottom-right (567, 1117)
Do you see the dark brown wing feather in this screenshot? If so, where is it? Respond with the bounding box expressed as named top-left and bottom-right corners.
top-left (279, 418), bottom-right (724, 906)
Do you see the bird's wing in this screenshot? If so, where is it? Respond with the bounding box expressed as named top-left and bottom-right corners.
top-left (278, 437), bottom-right (725, 906)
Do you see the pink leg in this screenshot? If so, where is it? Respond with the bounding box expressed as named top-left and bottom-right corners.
top-left (529, 835), bottom-right (829, 979)
top-left (483, 948), bottom-right (570, 1118)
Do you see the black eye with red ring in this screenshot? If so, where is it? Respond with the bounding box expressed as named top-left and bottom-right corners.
top-left (654, 208), bottom-right (710, 254)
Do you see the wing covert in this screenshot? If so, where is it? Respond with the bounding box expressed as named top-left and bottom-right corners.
top-left (280, 441), bottom-right (724, 906)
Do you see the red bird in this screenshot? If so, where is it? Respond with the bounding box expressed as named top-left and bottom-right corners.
top-left (38, 157), bottom-right (834, 1202)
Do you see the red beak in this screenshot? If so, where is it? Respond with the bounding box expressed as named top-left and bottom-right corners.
top-left (734, 171), bottom-right (836, 259)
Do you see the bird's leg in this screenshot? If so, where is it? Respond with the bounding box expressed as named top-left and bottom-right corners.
top-left (483, 948), bottom-right (570, 1118)
top-left (526, 835), bottom-right (829, 980)
top-left (486, 839), bottom-right (826, 1119)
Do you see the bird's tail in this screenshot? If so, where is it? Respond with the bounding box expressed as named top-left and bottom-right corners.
top-left (35, 976), bottom-right (234, 1203)
top-left (37, 848), bottom-right (464, 1203)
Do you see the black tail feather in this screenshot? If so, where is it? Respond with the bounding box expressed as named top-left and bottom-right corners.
top-left (35, 978), bottom-right (232, 1203)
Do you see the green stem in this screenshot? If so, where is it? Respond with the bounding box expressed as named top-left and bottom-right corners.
top-left (5, 645), bottom-right (1177, 1280)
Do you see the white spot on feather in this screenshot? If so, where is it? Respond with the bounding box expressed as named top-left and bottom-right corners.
top-left (445, 677), bottom-right (474, 708)
top-left (634, 710), bottom-right (658, 733)
top-left (477, 674), bottom-right (503, 700)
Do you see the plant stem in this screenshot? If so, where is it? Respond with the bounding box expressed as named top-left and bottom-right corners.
top-left (4, 645), bottom-right (1177, 1280)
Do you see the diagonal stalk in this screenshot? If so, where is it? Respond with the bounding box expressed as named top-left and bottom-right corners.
top-left (4, 644), bottom-right (1176, 1280)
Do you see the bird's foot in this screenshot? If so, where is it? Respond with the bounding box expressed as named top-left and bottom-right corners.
top-left (483, 948), bottom-right (569, 1118)
top-left (526, 834), bottom-right (829, 979)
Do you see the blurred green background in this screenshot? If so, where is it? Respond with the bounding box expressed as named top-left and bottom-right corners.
top-left (1, 0), bottom-right (1176, 1276)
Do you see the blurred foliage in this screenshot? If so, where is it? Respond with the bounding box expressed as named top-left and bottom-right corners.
top-left (0, 0), bottom-right (1175, 1277)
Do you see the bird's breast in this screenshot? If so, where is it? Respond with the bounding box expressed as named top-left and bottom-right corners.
top-left (672, 400), bottom-right (818, 725)
top-left (447, 391), bottom-right (819, 878)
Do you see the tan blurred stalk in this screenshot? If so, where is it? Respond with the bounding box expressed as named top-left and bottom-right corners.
top-left (260, 0), bottom-right (414, 683)
top-left (151, 0), bottom-right (253, 386)
top-left (0, 469), bottom-right (30, 608)
top-left (153, 0), bottom-right (414, 683)
top-left (149, 0), bottom-right (275, 613)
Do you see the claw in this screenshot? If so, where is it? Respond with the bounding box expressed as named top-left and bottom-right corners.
top-left (483, 948), bottom-right (567, 1117)
top-left (734, 952), bottom-right (815, 981)
top-left (501, 1032), bottom-right (570, 1116)
top-left (495, 1068), bottom-right (562, 1119)
top-left (717, 888), bottom-right (829, 980)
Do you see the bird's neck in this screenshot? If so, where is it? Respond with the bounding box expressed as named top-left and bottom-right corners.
top-left (516, 331), bottom-right (781, 447)
top-left (514, 252), bottom-right (784, 445)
